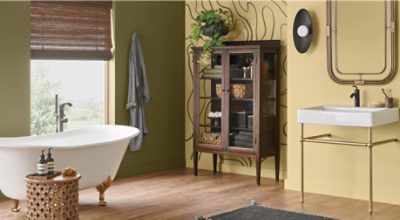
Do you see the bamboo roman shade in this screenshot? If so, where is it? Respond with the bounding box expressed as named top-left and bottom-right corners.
top-left (31, 1), bottom-right (113, 60)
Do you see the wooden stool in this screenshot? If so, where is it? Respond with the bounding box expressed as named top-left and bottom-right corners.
top-left (25, 172), bottom-right (81, 220)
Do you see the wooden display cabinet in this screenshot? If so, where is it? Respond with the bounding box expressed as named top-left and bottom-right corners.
top-left (192, 41), bottom-right (281, 185)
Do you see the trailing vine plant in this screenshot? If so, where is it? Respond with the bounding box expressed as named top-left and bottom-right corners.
top-left (188, 9), bottom-right (232, 64)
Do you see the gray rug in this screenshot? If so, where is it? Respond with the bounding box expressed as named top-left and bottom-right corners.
top-left (204, 205), bottom-right (338, 220)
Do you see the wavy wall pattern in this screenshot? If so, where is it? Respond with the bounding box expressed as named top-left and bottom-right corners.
top-left (185, 0), bottom-right (287, 178)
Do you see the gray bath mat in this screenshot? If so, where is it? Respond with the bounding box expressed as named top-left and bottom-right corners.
top-left (203, 205), bottom-right (338, 220)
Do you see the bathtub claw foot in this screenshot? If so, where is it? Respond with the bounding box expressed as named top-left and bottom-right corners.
top-left (11, 199), bottom-right (21, 212)
top-left (96, 176), bottom-right (113, 206)
top-left (98, 200), bottom-right (107, 206)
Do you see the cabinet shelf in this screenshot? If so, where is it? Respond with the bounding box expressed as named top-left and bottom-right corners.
top-left (230, 78), bottom-right (253, 82)
top-left (199, 97), bottom-right (276, 101)
top-left (199, 97), bottom-right (276, 102)
top-left (199, 124), bottom-right (253, 132)
top-left (200, 77), bottom-right (221, 81)
top-left (199, 124), bottom-right (221, 129)
top-left (229, 98), bottom-right (276, 101)
top-left (230, 127), bottom-right (253, 132)
top-left (200, 96), bottom-right (221, 100)
top-left (231, 98), bottom-right (253, 101)
top-left (228, 145), bottom-right (253, 149)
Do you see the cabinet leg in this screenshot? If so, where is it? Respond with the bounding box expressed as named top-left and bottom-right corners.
top-left (256, 158), bottom-right (261, 186)
top-left (275, 148), bottom-right (280, 181)
top-left (193, 151), bottom-right (198, 176)
top-left (213, 154), bottom-right (218, 175)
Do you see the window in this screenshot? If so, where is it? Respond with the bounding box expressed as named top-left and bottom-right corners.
top-left (31, 60), bottom-right (106, 135)
top-left (30, 1), bottom-right (112, 135)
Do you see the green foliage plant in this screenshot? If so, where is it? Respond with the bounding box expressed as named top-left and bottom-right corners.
top-left (188, 8), bottom-right (232, 64)
top-left (30, 63), bottom-right (61, 135)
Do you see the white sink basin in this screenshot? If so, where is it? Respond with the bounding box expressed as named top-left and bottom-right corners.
top-left (297, 105), bottom-right (399, 127)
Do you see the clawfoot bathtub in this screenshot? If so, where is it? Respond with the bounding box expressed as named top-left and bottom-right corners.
top-left (0, 125), bottom-right (139, 211)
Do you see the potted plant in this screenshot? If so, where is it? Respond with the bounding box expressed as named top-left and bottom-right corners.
top-left (188, 9), bottom-right (232, 63)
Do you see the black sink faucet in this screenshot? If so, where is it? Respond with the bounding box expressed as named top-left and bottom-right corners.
top-left (350, 85), bottom-right (360, 107)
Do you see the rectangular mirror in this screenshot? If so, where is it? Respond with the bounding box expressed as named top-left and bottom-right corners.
top-left (327, 0), bottom-right (396, 85)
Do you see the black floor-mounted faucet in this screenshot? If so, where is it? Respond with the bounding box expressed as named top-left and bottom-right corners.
top-left (350, 85), bottom-right (360, 107)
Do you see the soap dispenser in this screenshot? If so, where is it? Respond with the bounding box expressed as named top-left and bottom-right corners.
top-left (46, 147), bottom-right (55, 174)
top-left (37, 150), bottom-right (48, 176)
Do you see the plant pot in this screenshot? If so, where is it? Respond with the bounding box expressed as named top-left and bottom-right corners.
top-left (202, 24), bottom-right (229, 37)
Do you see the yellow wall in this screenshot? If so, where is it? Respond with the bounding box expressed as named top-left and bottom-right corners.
top-left (0, 2), bottom-right (30, 200)
top-left (286, 1), bottom-right (400, 205)
top-left (185, 1), bottom-right (287, 179)
top-left (113, 2), bottom-right (186, 178)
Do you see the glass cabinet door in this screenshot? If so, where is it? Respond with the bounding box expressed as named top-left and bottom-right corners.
top-left (227, 52), bottom-right (255, 149)
top-left (197, 52), bottom-right (223, 148)
top-left (260, 52), bottom-right (278, 148)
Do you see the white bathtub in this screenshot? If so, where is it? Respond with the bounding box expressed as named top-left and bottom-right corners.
top-left (0, 125), bottom-right (139, 201)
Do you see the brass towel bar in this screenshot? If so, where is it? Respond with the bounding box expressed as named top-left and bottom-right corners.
top-left (302, 134), bottom-right (397, 147)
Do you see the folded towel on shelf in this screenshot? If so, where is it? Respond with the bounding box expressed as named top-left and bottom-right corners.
top-left (202, 72), bottom-right (222, 79)
top-left (231, 140), bottom-right (253, 148)
top-left (201, 67), bottom-right (222, 79)
top-left (230, 134), bottom-right (253, 142)
top-left (238, 131), bottom-right (253, 136)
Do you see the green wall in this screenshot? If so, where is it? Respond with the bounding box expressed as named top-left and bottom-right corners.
top-left (0, 2), bottom-right (30, 136)
top-left (0, 2), bottom-right (31, 200)
top-left (113, 2), bottom-right (186, 178)
top-left (0, 2), bottom-right (185, 201)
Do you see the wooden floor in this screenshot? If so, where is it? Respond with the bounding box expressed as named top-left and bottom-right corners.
top-left (1, 169), bottom-right (400, 220)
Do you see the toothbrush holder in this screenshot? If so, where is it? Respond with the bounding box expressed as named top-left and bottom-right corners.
top-left (385, 97), bottom-right (393, 108)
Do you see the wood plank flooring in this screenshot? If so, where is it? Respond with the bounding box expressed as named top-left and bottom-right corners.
top-left (1, 169), bottom-right (400, 219)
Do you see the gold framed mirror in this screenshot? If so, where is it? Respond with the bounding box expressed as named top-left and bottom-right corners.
top-left (326, 0), bottom-right (396, 85)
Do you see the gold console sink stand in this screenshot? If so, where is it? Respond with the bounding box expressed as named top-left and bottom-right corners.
top-left (299, 123), bottom-right (397, 214)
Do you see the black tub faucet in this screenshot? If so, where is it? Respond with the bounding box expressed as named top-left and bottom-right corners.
top-left (350, 85), bottom-right (360, 107)
top-left (59, 102), bottom-right (73, 132)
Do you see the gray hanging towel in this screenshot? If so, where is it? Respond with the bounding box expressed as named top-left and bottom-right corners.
top-left (126, 32), bottom-right (152, 151)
